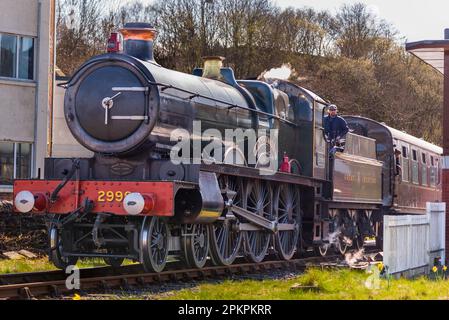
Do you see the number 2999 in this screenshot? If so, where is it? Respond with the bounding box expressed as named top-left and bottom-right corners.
top-left (97, 191), bottom-right (131, 203)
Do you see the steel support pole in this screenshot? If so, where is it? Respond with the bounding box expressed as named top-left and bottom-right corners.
top-left (443, 48), bottom-right (449, 262)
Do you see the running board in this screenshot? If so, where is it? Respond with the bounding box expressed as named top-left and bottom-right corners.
top-left (230, 206), bottom-right (296, 233)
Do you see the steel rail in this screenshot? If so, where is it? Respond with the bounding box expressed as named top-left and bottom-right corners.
top-left (0, 250), bottom-right (381, 300)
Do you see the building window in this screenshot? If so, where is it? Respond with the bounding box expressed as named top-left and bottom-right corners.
top-left (0, 143), bottom-right (14, 185)
top-left (0, 142), bottom-right (32, 185)
top-left (16, 143), bottom-right (31, 179)
top-left (0, 33), bottom-right (34, 80)
top-left (19, 37), bottom-right (35, 80)
top-left (0, 34), bottom-right (17, 78)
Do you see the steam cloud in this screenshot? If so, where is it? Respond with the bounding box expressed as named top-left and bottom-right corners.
top-left (259, 63), bottom-right (294, 81)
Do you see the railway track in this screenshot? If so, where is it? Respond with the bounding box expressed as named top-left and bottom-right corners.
top-left (0, 250), bottom-right (382, 300)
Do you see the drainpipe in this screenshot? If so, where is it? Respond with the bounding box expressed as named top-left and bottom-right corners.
top-left (47, 0), bottom-right (56, 158)
top-left (33, 2), bottom-right (41, 178)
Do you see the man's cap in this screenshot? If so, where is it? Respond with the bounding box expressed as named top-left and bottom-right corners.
top-left (329, 104), bottom-right (338, 111)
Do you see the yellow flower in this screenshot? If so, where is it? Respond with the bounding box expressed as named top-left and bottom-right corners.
top-left (443, 266), bottom-right (448, 272)
top-left (73, 293), bottom-right (81, 300)
top-left (432, 266), bottom-right (438, 273)
top-left (377, 262), bottom-right (384, 272)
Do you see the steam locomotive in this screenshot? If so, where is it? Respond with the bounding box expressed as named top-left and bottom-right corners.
top-left (13, 23), bottom-right (442, 272)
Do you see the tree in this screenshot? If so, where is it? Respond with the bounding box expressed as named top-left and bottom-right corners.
top-left (332, 3), bottom-right (396, 60)
top-left (54, 0), bottom-right (443, 143)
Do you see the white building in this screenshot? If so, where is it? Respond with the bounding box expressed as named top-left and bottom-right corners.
top-left (52, 76), bottom-right (93, 158)
top-left (0, 0), bottom-right (55, 193)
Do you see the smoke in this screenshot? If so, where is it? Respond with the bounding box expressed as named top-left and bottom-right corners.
top-left (321, 228), bottom-right (341, 250)
top-left (259, 63), bottom-right (295, 81)
top-left (343, 236), bottom-right (353, 247)
top-left (345, 248), bottom-right (365, 267)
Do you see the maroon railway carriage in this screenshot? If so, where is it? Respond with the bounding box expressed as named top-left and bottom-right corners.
top-left (346, 116), bottom-right (442, 215)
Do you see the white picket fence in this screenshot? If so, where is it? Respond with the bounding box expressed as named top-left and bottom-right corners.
top-left (428, 203), bottom-right (446, 268)
top-left (383, 203), bottom-right (445, 277)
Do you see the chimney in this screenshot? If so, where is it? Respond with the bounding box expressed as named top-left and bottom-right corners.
top-left (120, 22), bottom-right (157, 62)
top-left (202, 56), bottom-right (225, 80)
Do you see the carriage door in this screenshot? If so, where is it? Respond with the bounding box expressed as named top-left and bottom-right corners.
top-left (314, 101), bottom-right (327, 180)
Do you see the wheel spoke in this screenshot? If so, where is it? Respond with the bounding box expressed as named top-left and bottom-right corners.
top-left (141, 218), bottom-right (169, 272)
top-left (274, 185), bottom-right (300, 260)
top-left (243, 181), bottom-right (271, 263)
top-left (209, 176), bottom-right (243, 266)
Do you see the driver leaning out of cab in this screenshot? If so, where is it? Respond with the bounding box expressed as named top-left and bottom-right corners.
top-left (323, 104), bottom-right (349, 154)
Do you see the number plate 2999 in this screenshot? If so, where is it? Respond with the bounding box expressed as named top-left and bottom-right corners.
top-left (97, 191), bottom-right (131, 203)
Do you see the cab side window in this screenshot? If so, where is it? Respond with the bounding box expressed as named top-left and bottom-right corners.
top-left (315, 102), bottom-right (326, 127)
top-left (288, 103), bottom-right (295, 122)
top-left (290, 95), bottom-right (312, 122)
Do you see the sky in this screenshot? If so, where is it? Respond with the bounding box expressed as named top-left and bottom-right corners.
top-left (135, 0), bottom-right (449, 43)
top-left (273, 0), bottom-right (448, 42)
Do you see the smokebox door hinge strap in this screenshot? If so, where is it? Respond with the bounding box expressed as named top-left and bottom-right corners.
top-left (145, 86), bottom-right (150, 124)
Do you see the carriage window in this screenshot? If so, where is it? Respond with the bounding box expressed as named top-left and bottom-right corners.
top-left (430, 155), bottom-right (437, 187)
top-left (436, 158), bottom-right (441, 185)
top-left (421, 152), bottom-right (428, 186)
top-left (402, 146), bottom-right (408, 158)
top-left (401, 145), bottom-right (410, 182)
top-left (412, 149), bottom-right (417, 161)
top-left (411, 148), bottom-right (419, 184)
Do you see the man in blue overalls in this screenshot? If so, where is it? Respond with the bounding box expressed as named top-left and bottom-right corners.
top-left (323, 104), bottom-right (349, 155)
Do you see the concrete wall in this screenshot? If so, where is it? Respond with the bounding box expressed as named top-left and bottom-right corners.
top-left (0, 0), bottom-right (39, 37)
top-left (0, 0), bottom-right (93, 186)
top-left (0, 0), bottom-right (55, 182)
top-left (0, 80), bottom-right (36, 142)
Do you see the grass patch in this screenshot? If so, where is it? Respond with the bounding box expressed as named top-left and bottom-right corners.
top-left (3, 261), bottom-right (449, 300)
top-left (0, 257), bottom-right (136, 274)
top-left (160, 268), bottom-right (449, 300)
top-left (0, 258), bottom-right (57, 274)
